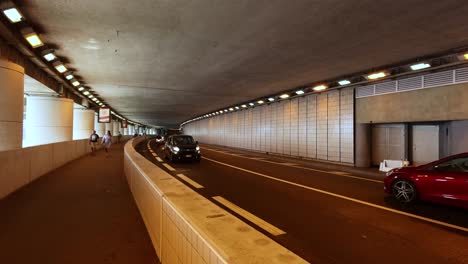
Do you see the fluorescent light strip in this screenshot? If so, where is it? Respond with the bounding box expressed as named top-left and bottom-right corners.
top-left (279, 94), bottom-right (289, 99)
top-left (338, 80), bottom-right (351, 86)
top-left (367, 71), bottom-right (387, 80)
top-left (313, 85), bottom-right (327, 91)
top-left (295, 90), bottom-right (304, 95)
top-left (3, 8), bottom-right (23, 23)
top-left (410, 63), bottom-right (431, 71)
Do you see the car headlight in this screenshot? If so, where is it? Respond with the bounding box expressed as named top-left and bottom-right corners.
top-left (196, 146), bottom-right (200, 151)
top-left (173, 146), bottom-right (180, 153)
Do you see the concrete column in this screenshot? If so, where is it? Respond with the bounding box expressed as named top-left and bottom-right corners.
top-left (0, 59), bottom-right (24, 151)
top-left (24, 96), bottom-right (73, 147)
top-left (355, 123), bottom-right (372, 167)
top-left (105, 120), bottom-right (113, 136)
top-left (73, 109), bottom-right (95, 140)
top-left (112, 120), bottom-right (120, 136)
top-left (94, 114), bottom-right (106, 137)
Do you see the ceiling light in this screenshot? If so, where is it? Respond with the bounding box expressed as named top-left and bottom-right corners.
top-left (92, 98), bottom-right (97, 101)
top-left (268, 97), bottom-right (275, 102)
top-left (41, 50), bottom-right (56, 62)
top-left (224, 109), bottom-right (228, 112)
top-left (410, 62), bottom-right (431, 71)
top-left (464, 53), bottom-right (468, 60)
top-left (295, 90), bottom-right (304, 95)
top-left (88, 95), bottom-right (94, 99)
top-left (241, 104), bottom-right (247, 108)
top-left (257, 100), bottom-right (264, 104)
top-left (366, 71), bottom-right (388, 80)
top-left (64, 73), bottom-right (74, 80)
top-left (249, 102), bottom-right (254, 106)
top-left (53, 61), bottom-right (67, 73)
top-left (3, 8), bottom-right (23, 23)
top-left (83, 91), bottom-right (90, 95)
top-left (72, 80), bottom-right (80, 86)
top-left (338, 80), bottom-right (351, 86)
top-left (78, 87), bottom-right (85, 91)
top-left (313, 85), bottom-right (327, 91)
top-left (229, 108), bottom-right (234, 111)
top-left (21, 28), bottom-right (43, 48)
top-left (235, 106), bottom-right (240, 110)
top-left (279, 94), bottom-right (289, 99)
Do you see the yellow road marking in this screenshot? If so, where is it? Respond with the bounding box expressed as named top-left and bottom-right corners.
top-left (212, 196), bottom-right (286, 236)
top-left (176, 174), bottom-right (204, 189)
top-left (162, 163), bottom-right (176, 171)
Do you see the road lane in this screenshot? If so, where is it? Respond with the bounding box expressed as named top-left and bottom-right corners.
top-left (137, 139), bottom-right (468, 264)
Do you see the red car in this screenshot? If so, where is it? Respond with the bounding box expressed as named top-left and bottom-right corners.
top-left (384, 153), bottom-right (468, 209)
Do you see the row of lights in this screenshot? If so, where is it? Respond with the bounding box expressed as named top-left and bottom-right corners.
top-left (1, 2), bottom-right (143, 126)
top-left (182, 53), bottom-right (468, 126)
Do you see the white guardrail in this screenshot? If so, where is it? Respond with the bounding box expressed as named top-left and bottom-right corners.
top-left (124, 137), bottom-right (308, 264)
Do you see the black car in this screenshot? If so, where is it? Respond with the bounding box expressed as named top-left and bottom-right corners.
top-left (163, 135), bottom-right (201, 162)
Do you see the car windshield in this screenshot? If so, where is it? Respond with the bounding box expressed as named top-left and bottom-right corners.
top-left (173, 136), bottom-right (194, 145)
top-left (432, 156), bottom-right (468, 173)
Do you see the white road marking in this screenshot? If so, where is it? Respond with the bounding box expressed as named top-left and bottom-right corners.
top-left (152, 153), bottom-right (157, 157)
top-left (176, 174), bottom-right (204, 189)
top-left (162, 163), bottom-right (176, 171)
top-left (203, 156), bottom-right (468, 233)
top-left (212, 196), bottom-right (286, 236)
top-left (156, 157), bottom-right (163, 162)
top-left (203, 147), bottom-right (382, 183)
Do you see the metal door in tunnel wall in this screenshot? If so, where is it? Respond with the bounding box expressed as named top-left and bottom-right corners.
top-left (371, 124), bottom-right (406, 166)
top-left (412, 125), bottom-right (439, 165)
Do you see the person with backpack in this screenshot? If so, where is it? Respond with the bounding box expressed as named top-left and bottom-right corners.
top-left (89, 130), bottom-right (99, 155)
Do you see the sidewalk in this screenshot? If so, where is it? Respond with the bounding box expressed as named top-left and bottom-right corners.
top-left (0, 142), bottom-right (159, 264)
top-left (202, 144), bottom-right (386, 180)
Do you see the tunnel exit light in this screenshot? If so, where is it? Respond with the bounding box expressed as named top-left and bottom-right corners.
top-left (313, 85), bottom-right (327, 91)
top-left (3, 8), bottom-right (23, 23)
top-left (410, 63), bottom-right (431, 71)
top-left (367, 71), bottom-right (388, 80)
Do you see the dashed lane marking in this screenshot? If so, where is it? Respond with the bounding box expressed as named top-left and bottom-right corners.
top-left (152, 153), bottom-right (157, 157)
top-left (202, 147), bottom-right (382, 183)
top-left (156, 157), bottom-right (163, 162)
top-left (203, 156), bottom-right (468, 233)
top-left (162, 163), bottom-right (176, 171)
top-left (176, 174), bottom-right (204, 189)
top-left (212, 196), bottom-right (286, 236)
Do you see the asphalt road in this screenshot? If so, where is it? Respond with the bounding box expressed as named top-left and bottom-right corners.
top-left (136, 139), bottom-right (468, 264)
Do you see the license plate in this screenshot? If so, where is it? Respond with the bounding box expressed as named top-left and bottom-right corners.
top-left (185, 154), bottom-right (192, 158)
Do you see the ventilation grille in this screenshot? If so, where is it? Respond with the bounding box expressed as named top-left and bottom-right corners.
top-left (423, 71), bottom-right (453, 88)
top-left (375, 81), bottom-right (396, 94)
top-left (356, 86), bottom-right (375, 97)
top-left (356, 67), bottom-right (468, 98)
top-left (398, 76), bottom-right (422, 91)
top-left (455, 67), bottom-right (468, 83)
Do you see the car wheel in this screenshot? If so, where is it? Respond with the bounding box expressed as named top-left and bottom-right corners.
top-left (392, 179), bottom-right (417, 203)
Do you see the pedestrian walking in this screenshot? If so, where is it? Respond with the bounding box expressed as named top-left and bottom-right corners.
top-left (102, 130), bottom-right (113, 153)
top-left (89, 130), bottom-right (99, 155)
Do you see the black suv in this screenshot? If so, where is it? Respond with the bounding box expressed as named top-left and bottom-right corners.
top-left (163, 135), bottom-right (201, 162)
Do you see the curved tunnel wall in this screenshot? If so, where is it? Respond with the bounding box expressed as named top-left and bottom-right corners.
top-left (183, 89), bottom-right (355, 164)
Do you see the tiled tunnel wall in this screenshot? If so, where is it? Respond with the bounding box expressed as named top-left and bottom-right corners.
top-left (183, 89), bottom-right (354, 164)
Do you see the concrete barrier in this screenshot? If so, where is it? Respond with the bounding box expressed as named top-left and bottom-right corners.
top-left (0, 136), bottom-right (132, 199)
top-left (124, 137), bottom-right (307, 264)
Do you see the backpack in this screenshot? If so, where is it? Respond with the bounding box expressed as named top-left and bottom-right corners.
top-left (91, 134), bottom-right (98, 142)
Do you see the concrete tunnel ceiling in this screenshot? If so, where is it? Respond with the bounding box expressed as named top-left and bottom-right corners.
top-left (16, 0), bottom-right (468, 127)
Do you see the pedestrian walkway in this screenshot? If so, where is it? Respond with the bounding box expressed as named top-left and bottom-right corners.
top-left (0, 142), bottom-right (159, 264)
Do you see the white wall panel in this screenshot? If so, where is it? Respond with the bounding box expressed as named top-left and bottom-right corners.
top-left (183, 88), bottom-right (355, 164)
top-left (340, 89), bottom-right (354, 163)
top-left (317, 93), bottom-right (328, 160)
top-left (290, 98), bottom-right (299, 156)
top-left (298, 97), bottom-right (308, 157)
top-left (306, 95), bottom-right (317, 159)
top-left (327, 91), bottom-right (340, 162)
